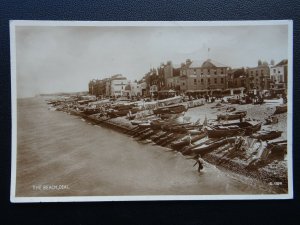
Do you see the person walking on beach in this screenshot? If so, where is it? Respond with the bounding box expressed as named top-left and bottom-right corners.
top-left (193, 155), bottom-right (204, 173)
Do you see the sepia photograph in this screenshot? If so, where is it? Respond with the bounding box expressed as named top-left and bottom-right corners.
top-left (10, 20), bottom-right (293, 202)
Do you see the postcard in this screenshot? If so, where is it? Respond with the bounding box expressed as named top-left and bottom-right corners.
top-left (10, 20), bottom-right (293, 202)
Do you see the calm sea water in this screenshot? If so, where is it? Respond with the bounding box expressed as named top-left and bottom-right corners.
top-left (16, 97), bottom-right (271, 197)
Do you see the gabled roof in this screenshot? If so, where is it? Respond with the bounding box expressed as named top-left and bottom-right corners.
top-left (275, 59), bottom-right (288, 67)
top-left (189, 60), bottom-right (203, 68)
top-left (201, 59), bottom-right (228, 68)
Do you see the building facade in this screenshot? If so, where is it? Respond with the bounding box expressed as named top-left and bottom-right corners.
top-left (227, 68), bottom-right (246, 88)
top-left (105, 74), bottom-right (128, 97)
top-left (246, 61), bottom-right (270, 91)
top-left (179, 59), bottom-right (228, 95)
top-left (269, 59), bottom-right (288, 95)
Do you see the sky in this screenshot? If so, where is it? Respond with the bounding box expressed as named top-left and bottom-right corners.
top-left (14, 23), bottom-right (289, 98)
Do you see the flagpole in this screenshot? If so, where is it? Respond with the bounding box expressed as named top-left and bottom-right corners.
top-left (208, 48), bottom-right (210, 59)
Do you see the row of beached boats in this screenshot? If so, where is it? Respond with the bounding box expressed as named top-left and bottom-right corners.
top-left (126, 113), bottom-right (285, 161)
top-left (47, 97), bottom-right (287, 166)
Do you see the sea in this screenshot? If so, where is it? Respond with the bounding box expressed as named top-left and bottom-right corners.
top-left (15, 97), bottom-right (273, 197)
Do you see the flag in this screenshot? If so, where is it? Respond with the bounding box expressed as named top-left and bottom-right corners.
top-left (208, 48), bottom-right (210, 52)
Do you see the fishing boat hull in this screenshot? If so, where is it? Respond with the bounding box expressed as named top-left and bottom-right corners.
top-left (250, 130), bottom-right (282, 141)
top-left (170, 132), bottom-right (207, 150)
top-left (153, 104), bottom-right (187, 115)
top-left (206, 121), bottom-right (262, 138)
top-left (192, 137), bottom-right (236, 156)
top-left (217, 111), bottom-right (247, 120)
top-left (274, 105), bottom-right (287, 114)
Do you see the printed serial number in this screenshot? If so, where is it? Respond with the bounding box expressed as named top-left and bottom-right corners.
top-left (269, 182), bottom-right (282, 186)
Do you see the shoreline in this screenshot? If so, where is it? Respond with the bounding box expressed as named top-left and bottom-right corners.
top-left (62, 102), bottom-right (288, 194)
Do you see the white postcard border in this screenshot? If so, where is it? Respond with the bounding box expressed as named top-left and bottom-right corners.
top-left (10, 20), bottom-right (294, 202)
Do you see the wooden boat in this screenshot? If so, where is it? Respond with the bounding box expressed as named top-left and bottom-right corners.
top-left (153, 104), bottom-right (187, 115)
top-left (113, 104), bottom-right (135, 111)
top-left (138, 130), bottom-right (156, 140)
top-left (151, 131), bottom-right (168, 142)
top-left (170, 132), bottom-right (207, 150)
top-left (170, 138), bottom-right (190, 150)
top-left (132, 128), bottom-right (151, 138)
top-left (107, 107), bottom-right (139, 118)
top-left (227, 98), bottom-right (240, 104)
top-left (161, 134), bottom-right (182, 147)
top-left (130, 128), bottom-right (145, 136)
top-left (217, 111), bottom-right (247, 120)
top-left (206, 121), bottom-right (262, 138)
top-left (157, 96), bottom-right (183, 106)
top-left (265, 116), bottom-right (279, 125)
top-left (274, 104), bottom-right (287, 114)
top-left (131, 120), bottom-right (149, 126)
top-left (188, 129), bottom-right (203, 135)
top-left (191, 137), bottom-right (236, 156)
top-left (267, 140), bottom-right (287, 158)
top-left (150, 120), bottom-right (167, 130)
top-left (161, 124), bottom-right (188, 134)
top-left (138, 121), bottom-right (151, 128)
top-left (107, 110), bottom-right (127, 118)
top-left (83, 108), bottom-right (101, 115)
top-left (250, 130), bottom-right (282, 141)
top-left (125, 126), bottom-right (140, 135)
top-left (155, 133), bottom-right (174, 145)
top-left (167, 123), bottom-right (202, 134)
top-left (190, 132), bottom-right (207, 143)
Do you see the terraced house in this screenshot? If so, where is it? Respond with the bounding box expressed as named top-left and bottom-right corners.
top-left (179, 59), bottom-right (229, 96)
top-left (269, 59), bottom-right (288, 95)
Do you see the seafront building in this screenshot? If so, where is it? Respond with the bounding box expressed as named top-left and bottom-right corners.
top-left (88, 58), bottom-right (288, 99)
top-left (105, 74), bottom-right (128, 97)
top-left (246, 60), bottom-right (271, 92)
top-left (269, 59), bottom-right (288, 95)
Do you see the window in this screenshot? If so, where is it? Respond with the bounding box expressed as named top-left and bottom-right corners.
top-left (208, 78), bottom-right (210, 83)
top-left (214, 78), bottom-right (217, 83)
top-left (207, 69), bottom-right (210, 74)
top-left (273, 69), bottom-right (276, 73)
top-left (182, 82), bottom-right (185, 86)
top-left (194, 79), bottom-right (197, 83)
top-left (278, 70), bottom-right (281, 74)
top-left (201, 79), bottom-right (204, 83)
top-left (221, 78), bottom-right (224, 83)
top-left (221, 69), bottom-right (223, 74)
top-left (214, 71), bottom-right (217, 75)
